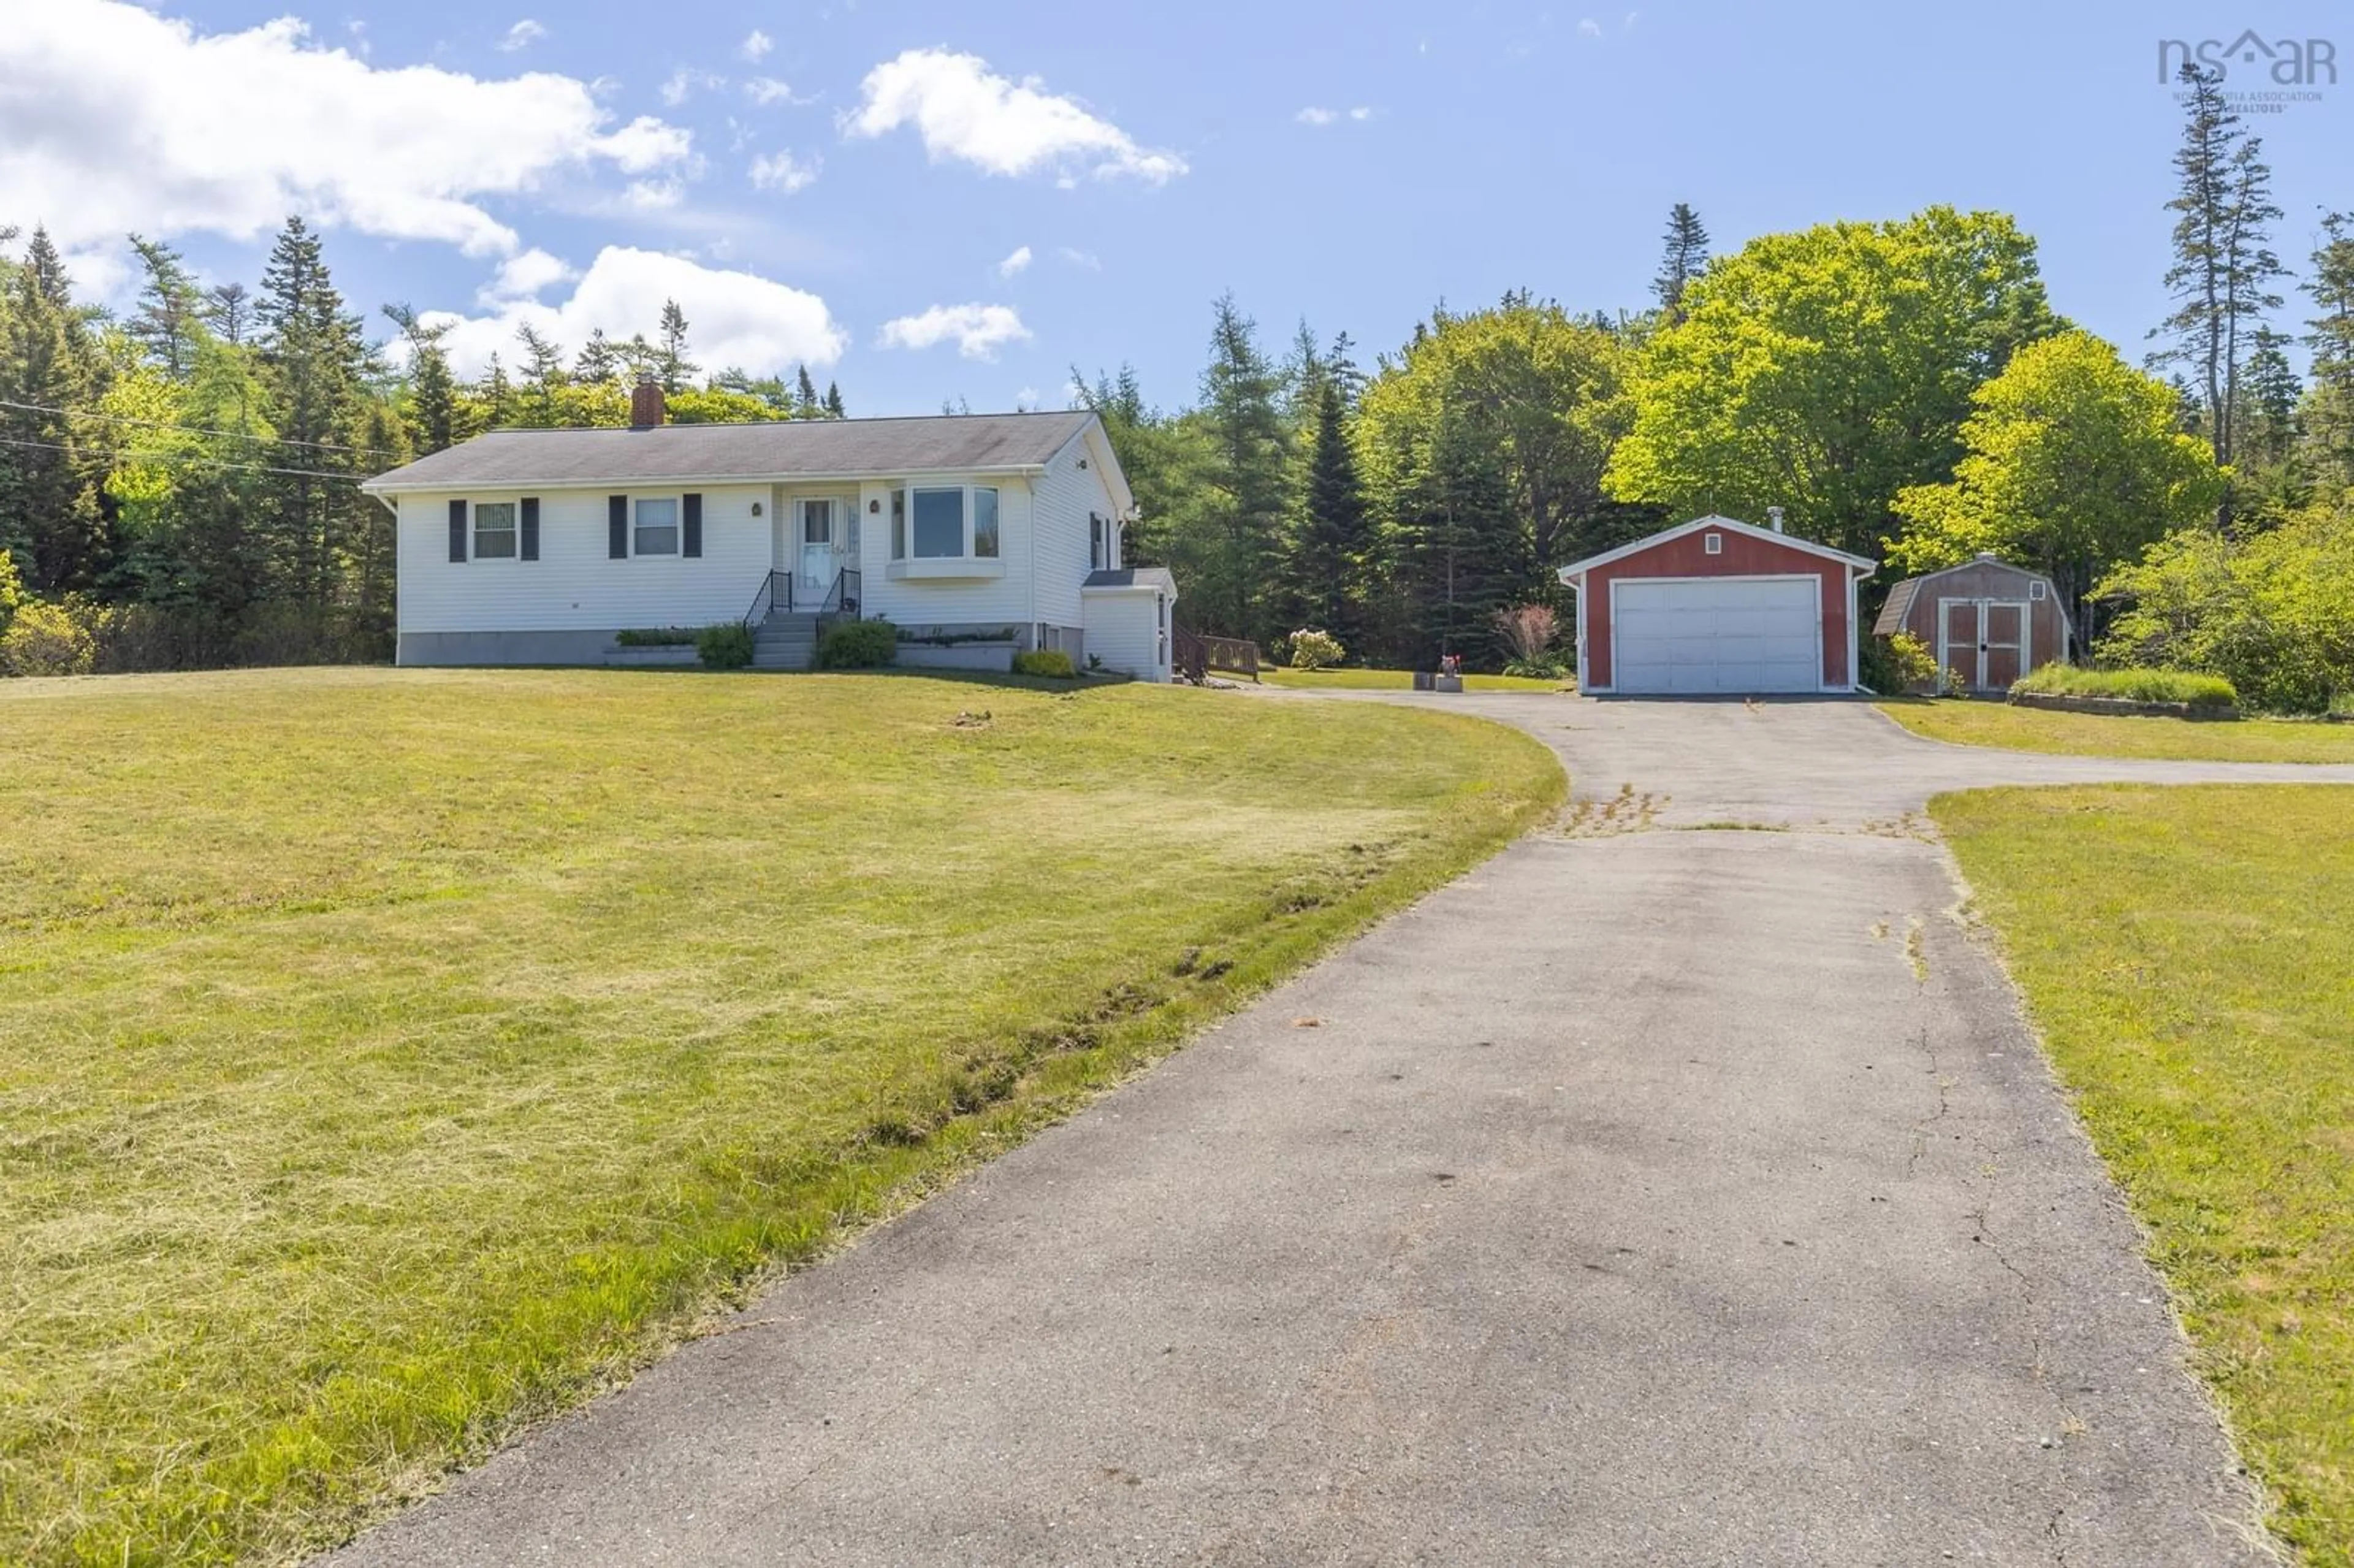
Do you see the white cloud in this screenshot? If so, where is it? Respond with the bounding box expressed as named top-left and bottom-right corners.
top-left (744, 76), bottom-right (796, 106)
top-left (738, 29), bottom-right (774, 63)
top-left (878, 303), bottom-right (1032, 360)
top-left (622, 178), bottom-right (686, 211)
top-left (662, 67), bottom-right (726, 107)
top-left (478, 246), bottom-right (576, 304)
top-left (996, 244), bottom-right (1033, 278)
top-left (497, 18), bottom-right (546, 51)
top-left (1578, 17), bottom-right (1604, 36)
top-left (426, 245), bottom-right (848, 376)
top-left (846, 48), bottom-right (1184, 184)
top-left (748, 150), bottom-right (819, 194)
top-left (0, 2), bottom-right (694, 257)
top-left (1056, 246), bottom-right (1100, 270)
top-left (1296, 105), bottom-right (1373, 127)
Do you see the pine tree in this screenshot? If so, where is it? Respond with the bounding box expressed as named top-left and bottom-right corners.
top-left (127, 235), bottom-right (206, 378)
top-left (0, 228), bottom-right (109, 590)
top-left (654, 300), bottom-right (698, 393)
top-left (1284, 375), bottom-right (1372, 648)
top-left (2240, 325), bottom-right (2301, 466)
top-left (384, 305), bottom-right (460, 455)
top-left (822, 380), bottom-right (845, 419)
top-left (255, 215), bottom-right (367, 606)
top-left (1194, 293), bottom-right (1292, 641)
top-left (794, 364), bottom-right (821, 418)
top-left (2303, 211), bottom-right (2354, 489)
top-left (1653, 202), bottom-right (1710, 321)
top-left (574, 327), bottom-right (623, 386)
top-left (1402, 404), bottom-right (1527, 668)
top-left (2154, 63), bottom-right (2285, 483)
top-left (514, 322), bottom-right (567, 424)
top-left (204, 282), bottom-right (253, 347)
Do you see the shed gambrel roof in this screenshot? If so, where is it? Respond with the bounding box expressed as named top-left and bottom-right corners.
top-left (1872, 555), bottom-right (2065, 637)
top-left (361, 410), bottom-right (1100, 495)
top-left (1556, 514), bottom-right (1877, 583)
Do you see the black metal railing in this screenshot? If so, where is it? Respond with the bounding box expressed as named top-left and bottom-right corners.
top-left (742, 569), bottom-right (794, 627)
top-left (820, 568), bottom-right (861, 619)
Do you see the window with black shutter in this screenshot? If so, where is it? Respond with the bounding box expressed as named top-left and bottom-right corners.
top-left (520, 497), bottom-right (540, 561)
top-left (682, 493), bottom-right (703, 558)
top-left (609, 495), bottom-right (628, 558)
top-left (448, 499), bottom-right (468, 563)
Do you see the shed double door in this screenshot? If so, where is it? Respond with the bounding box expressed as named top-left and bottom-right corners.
top-left (1939, 598), bottom-right (2028, 691)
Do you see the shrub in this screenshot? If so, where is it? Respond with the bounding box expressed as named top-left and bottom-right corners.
top-left (1503, 657), bottom-right (1569, 679)
top-left (2013, 664), bottom-right (2238, 708)
top-left (1859, 631), bottom-right (1940, 693)
top-left (1288, 628), bottom-right (1345, 669)
top-left (615, 627), bottom-right (699, 647)
top-left (816, 618), bottom-right (897, 669)
top-left (1492, 604), bottom-right (1559, 664)
top-left (696, 622), bottom-right (754, 669)
top-left (1011, 649), bottom-right (1077, 678)
top-left (0, 601), bottom-right (97, 677)
top-left (2098, 504), bottom-right (2354, 713)
top-left (0, 550), bottom-right (23, 637)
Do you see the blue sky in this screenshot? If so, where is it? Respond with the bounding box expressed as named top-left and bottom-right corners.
top-left (6, 1), bottom-right (2350, 414)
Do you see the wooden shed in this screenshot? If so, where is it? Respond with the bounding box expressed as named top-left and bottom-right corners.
top-left (1872, 555), bottom-right (2071, 694)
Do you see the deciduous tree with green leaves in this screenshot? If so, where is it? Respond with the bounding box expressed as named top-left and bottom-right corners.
top-left (1889, 330), bottom-right (2224, 650)
top-left (1606, 206), bottom-right (2059, 561)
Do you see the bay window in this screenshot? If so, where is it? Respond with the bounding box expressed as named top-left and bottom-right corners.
top-left (889, 485), bottom-right (1004, 561)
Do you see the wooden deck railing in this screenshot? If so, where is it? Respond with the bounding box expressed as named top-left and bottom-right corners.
top-left (1173, 626), bottom-right (1261, 683)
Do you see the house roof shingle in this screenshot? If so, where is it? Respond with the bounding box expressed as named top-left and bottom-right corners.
top-left (361, 410), bottom-right (1098, 493)
top-left (1081, 567), bottom-right (1177, 593)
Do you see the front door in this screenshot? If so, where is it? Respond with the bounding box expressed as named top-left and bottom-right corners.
top-left (1981, 601), bottom-right (2027, 690)
top-left (1938, 599), bottom-right (2032, 691)
top-left (799, 499), bottom-right (836, 598)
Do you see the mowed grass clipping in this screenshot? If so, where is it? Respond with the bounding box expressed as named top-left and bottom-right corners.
top-left (1935, 785), bottom-right (2354, 1566)
top-left (1879, 698), bottom-right (2354, 763)
top-left (0, 667), bottom-right (1563, 1567)
top-left (1260, 666), bottom-right (1569, 692)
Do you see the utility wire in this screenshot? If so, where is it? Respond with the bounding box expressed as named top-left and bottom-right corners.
top-left (0, 398), bottom-right (383, 455)
top-left (0, 434), bottom-right (362, 483)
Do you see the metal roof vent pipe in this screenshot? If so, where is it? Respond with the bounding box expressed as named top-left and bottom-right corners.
top-left (1767, 504), bottom-right (1785, 533)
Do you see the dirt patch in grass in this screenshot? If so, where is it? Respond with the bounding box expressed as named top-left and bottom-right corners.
top-left (0, 667), bottom-right (1563, 1566)
top-left (1934, 783), bottom-right (2354, 1565)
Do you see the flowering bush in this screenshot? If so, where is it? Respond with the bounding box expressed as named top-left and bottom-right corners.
top-left (1288, 628), bottom-right (1345, 669)
top-left (1492, 603), bottom-right (1558, 664)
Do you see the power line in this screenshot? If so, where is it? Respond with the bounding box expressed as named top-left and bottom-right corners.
top-left (0, 434), bottom-right (360, 484)
top-left (0, 398), bottom-right (383, 455)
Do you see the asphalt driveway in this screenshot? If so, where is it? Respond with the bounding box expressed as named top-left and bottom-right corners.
top-left (325, 698), bottom-right (2350, 1567)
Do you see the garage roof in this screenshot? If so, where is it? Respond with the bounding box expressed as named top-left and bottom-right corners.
top-left (1557, 514), bottom-right (1878, 582)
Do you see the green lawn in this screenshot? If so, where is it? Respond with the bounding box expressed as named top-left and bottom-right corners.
top-left (1935, 785), bottom-right (2354, 1565)
top-left (1260, 666), bottom-right (1571, 693)
top-left (1880, 697), bottom-right (2354, 763)
top-left (0, 667), bottom-right (1563, 1567)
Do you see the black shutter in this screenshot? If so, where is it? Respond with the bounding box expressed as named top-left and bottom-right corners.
top-left (448, 499), bottom-right (467, 563)
top-left (609, 495), bottom-right (628, 558)
top-left (682, 492), bottom-right (703, 558)
top-left (520, 497), bottom-right (540, 561)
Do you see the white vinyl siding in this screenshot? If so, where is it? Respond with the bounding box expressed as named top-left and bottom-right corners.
top-left (1612, 576), bottom-right (1822, 694)
top-left (1081, 589), bottom-right (1171, 681)
top-left (1028, 425), bottom-right (1126, 630)
top-left (858, 478), bottom-right (1035, 627)
top-left (394, 485), bottom-right (768, 635)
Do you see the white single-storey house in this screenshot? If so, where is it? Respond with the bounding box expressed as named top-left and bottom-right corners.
top-left (359, 390), bottom-right (1177, 679)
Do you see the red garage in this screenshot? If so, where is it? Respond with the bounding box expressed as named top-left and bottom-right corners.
top-left (1556, 515), bottom-right (1877, 696)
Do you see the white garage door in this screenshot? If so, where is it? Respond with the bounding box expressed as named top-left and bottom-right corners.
top-left (1613, 577), bottom-right (1821, 694)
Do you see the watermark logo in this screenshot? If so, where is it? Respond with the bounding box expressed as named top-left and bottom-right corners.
top-left (2160, 32), bottom-right (2337, 111)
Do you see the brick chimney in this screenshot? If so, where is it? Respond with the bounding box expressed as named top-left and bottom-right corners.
top-left (630, 375), bottom-right (666, 428)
